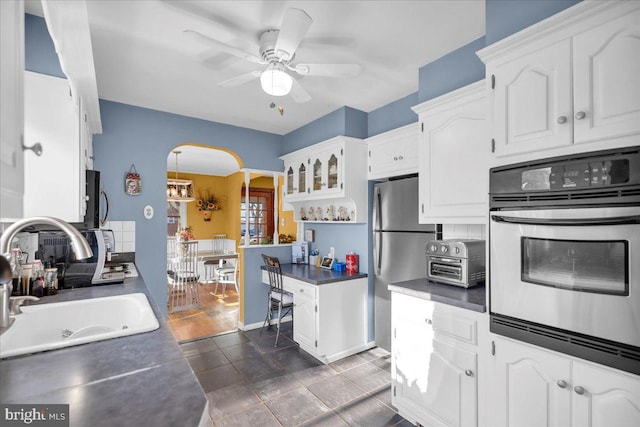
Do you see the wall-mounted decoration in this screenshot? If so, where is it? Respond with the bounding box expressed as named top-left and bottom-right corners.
top-left (125, 164), bottom-right (141, 195)
top-left (196, 189), bottom-right (222, 222)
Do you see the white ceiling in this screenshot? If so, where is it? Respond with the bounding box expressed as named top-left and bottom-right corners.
top-left (26, 0), bottom-right (485, 174)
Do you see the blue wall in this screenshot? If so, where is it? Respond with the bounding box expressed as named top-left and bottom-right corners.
top-left (486, 0), bottom-right (582, 45)
top-left (281, 106), bottom-right (367, 154)
top-left (418, 37), bottom-right (486, 103)
top-left (367, 92), bottom-right (419, 138)
top-left (25, 14), bottom-right (65, 78)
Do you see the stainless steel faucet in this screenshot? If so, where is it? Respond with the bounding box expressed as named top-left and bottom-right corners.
top-left (0, 217), bottom-right (93, 329)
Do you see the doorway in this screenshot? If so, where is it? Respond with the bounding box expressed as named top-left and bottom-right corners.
top-left (165, 144), bottom-right (242, 342)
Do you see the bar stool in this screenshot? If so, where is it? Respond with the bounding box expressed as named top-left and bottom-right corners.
top-left (261, 254), bottom-right (293, 347)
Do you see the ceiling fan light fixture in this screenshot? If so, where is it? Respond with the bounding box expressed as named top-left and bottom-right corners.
top-left (260, 63), bottom-right (293, 96)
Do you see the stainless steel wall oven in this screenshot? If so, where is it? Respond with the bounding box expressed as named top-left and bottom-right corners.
top-left (489, 146), bottom-right (640, 375)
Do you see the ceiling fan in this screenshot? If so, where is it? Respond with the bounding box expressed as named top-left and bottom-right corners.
top-left (184, 8), bottom-right (361, 103)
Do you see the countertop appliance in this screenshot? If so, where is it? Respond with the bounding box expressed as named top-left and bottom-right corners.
top-left (426, 239), bottom-right (485, 287)
top-left (373, 176), bottom-right (440, 351)
top-left (489, 145), bottom-right (640, 375)
top-left (36, 229), bottom-right (125, 288)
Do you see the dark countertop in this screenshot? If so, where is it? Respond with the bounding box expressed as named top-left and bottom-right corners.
top-left (261, 263), bottom-right (367, 285)
top-left (0, 278), bottom-right (207, 427)
top-left (388, 278), bottom-right (486, 313)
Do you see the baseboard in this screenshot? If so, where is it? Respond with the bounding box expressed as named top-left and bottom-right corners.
top-left (238, 316), bottom-right (292, 331)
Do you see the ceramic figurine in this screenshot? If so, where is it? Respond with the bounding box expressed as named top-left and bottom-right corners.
top-left (300, 207), bottom-right (307, 221)
top-left (349, 209), bottom-right (355, 221)
top-left (316, 207), bottom-right (323, 221)
top-left (338, 206), bottom-right (346, 221)
top-left (308, 207), bottom-right (315, 221)
top-left (326, 205), bottom-right (335, 221)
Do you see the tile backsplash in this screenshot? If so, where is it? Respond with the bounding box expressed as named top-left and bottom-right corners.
top-left (442, 224), bottom-right (486, 240)
top-left (101, 221), bottom-right (136, 252)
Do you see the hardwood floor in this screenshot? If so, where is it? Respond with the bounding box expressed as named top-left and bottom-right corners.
top-left (168, 282), bottom-right (239, 342)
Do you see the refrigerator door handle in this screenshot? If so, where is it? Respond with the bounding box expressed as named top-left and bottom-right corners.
top-left (374, 187), bottom-right (382, 231)
top-left (374, 232), bottom-right (382, 275)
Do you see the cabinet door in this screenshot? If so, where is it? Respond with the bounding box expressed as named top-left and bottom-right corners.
top-left (573, 9), bottom-right (640, 145)
top-left (283, 157), bottom-right (308, 200)
top-left (24, 71), bottom-right (82, 222)
top-left (489, 337), bottom-right (571, 427)
top-left (368, 130), bottom-right (418, 180)
top-left (492, 39), bottom-right (572, 157)
top-left (0, 0), bottom-right (24, 220)
top-left (419, 94), bottom-right (488, 224)
top-left (392, 296), bottom-right (434, 422)
top-left (572, 362), bottom-right (640, 427)
top-left (309, 145), bottom-right (343, 197)
top-left (293, 283), bottom-right (316, 351)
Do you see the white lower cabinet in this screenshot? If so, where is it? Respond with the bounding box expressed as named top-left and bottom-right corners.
top-left (489, 336), bottom-right (640, 427)
top-left (391, 292), bottom-right (486, 427)
top-left (262, 271), bottom-right (368, 363)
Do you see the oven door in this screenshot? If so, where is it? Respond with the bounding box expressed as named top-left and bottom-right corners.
top-left (490, 206), bottom-right (640, 348)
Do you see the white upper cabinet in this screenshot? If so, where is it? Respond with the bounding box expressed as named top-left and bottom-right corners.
top-left (366, 123), bottom-right (419, 180)
top-left (0, 0), bottom-right (25, 221)
top-left (280, 136), bottom-right (367, 223)
top-left (478, 1), bottom-right (640, 164)
top-left (24, 72), bottom-right (84, 222)
top-left (413, 81), bottom-right (488, 224)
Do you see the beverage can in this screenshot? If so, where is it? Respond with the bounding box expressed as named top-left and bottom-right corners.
top-left (346, 253), bottom-right (359, 274)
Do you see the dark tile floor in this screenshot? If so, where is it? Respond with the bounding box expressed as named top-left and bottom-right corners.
top-left (180, 322), bottom-right (410, 427)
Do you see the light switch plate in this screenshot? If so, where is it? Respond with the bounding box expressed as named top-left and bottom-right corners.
top-left (143, 205), bottom-right (154, 219)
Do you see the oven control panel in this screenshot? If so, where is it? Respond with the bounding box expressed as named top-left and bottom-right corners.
top-left (525, 159), bottom-right (630, 191)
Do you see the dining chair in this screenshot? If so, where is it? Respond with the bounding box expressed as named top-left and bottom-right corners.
top-left (203, 233), bottom-right (228, 284)
top-left (167, 240), bottom-right (199, 313)
top-left (261, 254), bottom-right (293, 347)
top-left (214, 253), bottom-right (240, 300)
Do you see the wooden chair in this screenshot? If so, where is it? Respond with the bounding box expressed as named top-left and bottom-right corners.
top-left (167, 240), bottom-right (199, 313)
top-left (261, 254), bottom-right (293, 347)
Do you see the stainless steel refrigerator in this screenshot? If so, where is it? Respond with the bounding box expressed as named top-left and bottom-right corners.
top-left (373, 176), bottom-right (440, 351)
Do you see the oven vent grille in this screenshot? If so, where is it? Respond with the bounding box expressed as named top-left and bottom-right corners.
top-left (491, 316), bottom-right (640, 371)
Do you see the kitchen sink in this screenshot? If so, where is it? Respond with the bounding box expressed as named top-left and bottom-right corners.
top-left (0, 293), bottom-right (159, 358)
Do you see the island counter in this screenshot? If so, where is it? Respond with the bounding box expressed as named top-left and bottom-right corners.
top-left (0, 277), bottom-right (208, 427)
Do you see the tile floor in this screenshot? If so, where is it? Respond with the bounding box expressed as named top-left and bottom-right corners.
top-left (180, 323), bottom-right (411, 427)
top-left (168, 283), bottom-right (239, 342)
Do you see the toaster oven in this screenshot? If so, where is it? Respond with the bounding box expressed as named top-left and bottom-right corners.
top-left (426, 239), bottom-right (486, 288)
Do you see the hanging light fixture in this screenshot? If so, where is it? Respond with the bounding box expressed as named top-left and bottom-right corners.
top-left (260, 63), bottom-right (293, 96)
top-left (167, 150), bottom-right (195, 202)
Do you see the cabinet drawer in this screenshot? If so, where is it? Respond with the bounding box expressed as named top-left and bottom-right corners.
top-left (432, 305), bottom-right (477, 346)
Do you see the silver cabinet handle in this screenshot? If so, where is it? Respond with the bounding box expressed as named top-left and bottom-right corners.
top-left (575, 111), bottom-right (586, 120)
top-left (557, 380), bottom-right (568, 389)
top-left (425, 318), bottom-right (432, 325)
top-left (393, 156), bottom-right (398, 161)
top-left (398, 156), bottom-right (403, 160)
top-left (574, 386), bottom-right (585, 395)
top-left (465, 370), bottom-right (473, 377)
top-left (299, 289), bottom-right (304, 292)
top-left (557, 116), bottom-right (567, 124)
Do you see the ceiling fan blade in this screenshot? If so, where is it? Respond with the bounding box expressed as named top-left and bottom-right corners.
top-left (184, 30), bottom-right (265, 64)
top-left (293, 63), bottom-right (362, 78)
top-left (217, 71), bottom-right (262, 87)
top-left (289, 79), bottom-right (311, 103)
top-left (274, 8), bottom-right (312, 61)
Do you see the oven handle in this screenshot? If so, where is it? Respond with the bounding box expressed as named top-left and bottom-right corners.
top-left (491, 214), bottom-right (640, 226)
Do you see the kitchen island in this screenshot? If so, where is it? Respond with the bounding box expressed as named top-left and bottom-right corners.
top-left (261, 263), bottom-right (370, 363)
top-left (0, 277), bottom-right (208, 427)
